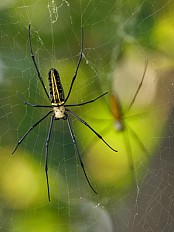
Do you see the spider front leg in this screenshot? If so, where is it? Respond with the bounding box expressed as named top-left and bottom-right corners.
top-left (127, 60), bottom-right (148, 112)
top-left (65, 27), bottom-right (84, 103)
top-left (28, 24), bottom-right (50, 100)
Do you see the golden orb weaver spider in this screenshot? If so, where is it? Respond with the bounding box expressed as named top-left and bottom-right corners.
top-left (85, 61), bottom-right (148, 184)
top-left (110, 61), bottom-right (148, 169)
top-left (12, 24), bottom-right (117, 201)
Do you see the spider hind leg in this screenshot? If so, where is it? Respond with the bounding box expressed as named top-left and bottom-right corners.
top-left (66, 113), bottom-right (97, 194)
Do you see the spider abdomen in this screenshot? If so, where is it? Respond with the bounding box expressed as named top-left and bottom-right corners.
top-left (48, 68), bottom-right (65, 105)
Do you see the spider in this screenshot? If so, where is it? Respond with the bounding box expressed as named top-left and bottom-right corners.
top-left (85, 61), bottom-right (148, 180)
top-left (12, 24), bottom-right (117, 201)
top-left (110, 61), bottom-right (148, 170)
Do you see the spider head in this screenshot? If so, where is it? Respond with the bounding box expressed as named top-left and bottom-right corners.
top-left (114, 119), bottom-right (124, 131)
top-left (53, 105), bottom-right (66, 119)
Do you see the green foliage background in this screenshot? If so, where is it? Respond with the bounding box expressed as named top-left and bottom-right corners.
top-left (0, 0), bottom-right (174, 231)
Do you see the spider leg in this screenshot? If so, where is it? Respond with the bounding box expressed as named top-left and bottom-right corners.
top-left (127, 123), bottom-right (148, 157)
top-left (64, 27), bottom-right (84, 103)
top-left (127, 60), bottom-right (148, 112)
top-left (12, 110), bottom-right (53, 154)
top-left (24, 102), bottom-right (53, 108)
top-left (17, 94), bottom-right (52, 108)
top-left (66, 113), bottom-right (97, 194)
top-left (67, 109), bottom-right (117, 152)
top-left (65, 92), bottom-right (108, 107)
top-left (23, 101), bottom-right (52, 108)
top-left (45, 114), bottom-right (54, 201)
top-left (28, 24), bottom-right (50, 100)
top-left (122, 126), bottom-right (134, 170)
top-left (122, 128), bottom-right (139, 187)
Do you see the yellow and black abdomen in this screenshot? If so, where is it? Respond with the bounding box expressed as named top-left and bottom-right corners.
top-left (48, 68), bottom-right (65, 105)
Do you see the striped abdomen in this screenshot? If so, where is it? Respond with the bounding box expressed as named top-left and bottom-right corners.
top-left (48, 68), bottom-right (65, 105)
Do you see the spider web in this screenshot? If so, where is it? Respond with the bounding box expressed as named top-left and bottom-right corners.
top-left (0, 0), bottom-right (174, 231)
